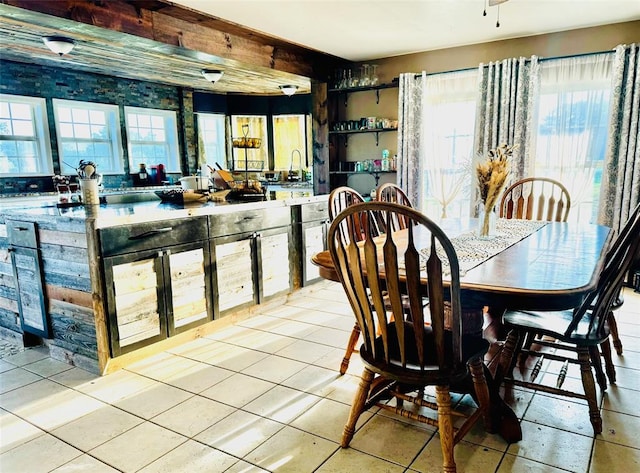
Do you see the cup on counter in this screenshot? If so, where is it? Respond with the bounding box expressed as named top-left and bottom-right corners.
top-left (80, 178), bottom-right (100, 205)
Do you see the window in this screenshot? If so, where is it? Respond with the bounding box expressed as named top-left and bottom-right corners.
top-left (531, 54), bottom-right (612, 223)
top-left (197, 113), bottom-right (226, 167)
top-left (53, 99), bottom-right (122, 175)
top-left (231, 115), bottom-right (268, 171)
top-left (125, 107), bottom-right (180, 173)
top-left (421, 70), bottom-right (478, 218)
top-left (0, 94), bottom-right (52, 176)
top-left (272, 114), bottom-right (307, 172)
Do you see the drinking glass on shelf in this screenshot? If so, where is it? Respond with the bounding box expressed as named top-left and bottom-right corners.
top-left (348, 69), bottom-right (358, 88)
top-left (338, 69), bottom-right (348, 89)
top-left (360, 64), bottom-right (371, 87)
top-left (370, 64), bottom-right (379, 85)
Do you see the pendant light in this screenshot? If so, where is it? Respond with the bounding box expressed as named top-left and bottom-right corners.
top-left (279, 85), bottom-right (298, 96)
top-left (201, 69), bottom-right (224, 83)
top-left (42, 36), bottom-right (75, 56)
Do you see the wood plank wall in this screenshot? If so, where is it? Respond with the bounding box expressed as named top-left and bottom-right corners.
top-left (0, 213), bottom-right (98, 372)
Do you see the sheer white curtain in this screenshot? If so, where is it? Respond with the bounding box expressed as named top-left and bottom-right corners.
top-left (531, 53), bottom-right (612, 223)
top-left (422, 70), bottom-right (478, 218)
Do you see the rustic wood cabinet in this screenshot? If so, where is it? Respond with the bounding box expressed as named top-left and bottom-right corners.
top-left (7, 220), bottom-right (49, 338)
top-left (292, 202), bottom-right (330, 286)
top-left (100, 217), bottom-right (212, 356)
top-left (210, 207), bottom-right (292, 316)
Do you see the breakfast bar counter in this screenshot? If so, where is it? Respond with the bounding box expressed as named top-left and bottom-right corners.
top-left (0, 191), bottom-right (329, 374)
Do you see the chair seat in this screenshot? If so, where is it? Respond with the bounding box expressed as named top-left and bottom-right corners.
top-left (362, 322), bottom-right (490, 385)
top-left (503, 309), bottom-right (609, 346)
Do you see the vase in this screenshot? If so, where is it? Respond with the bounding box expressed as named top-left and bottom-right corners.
top-left (478, 206), bottom-right (497, 237)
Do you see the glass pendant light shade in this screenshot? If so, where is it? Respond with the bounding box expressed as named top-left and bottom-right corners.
top-left (201, 69), bottom-right (224, 83)
top-left (43, 36), bottom-right (75, 56)
top-left (279, 85), bottom-right (298, 96)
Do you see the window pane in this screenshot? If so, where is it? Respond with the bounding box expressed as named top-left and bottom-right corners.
top-left (273, 115), bottom-right (306, 172)
top-left (0, 94), bottom-right (52, 176)
top-left (54, 99), bottom-right (122, 175)
top-left (10, 103), bottom-right (31, 120)
top-left (421, 70), bottom-right (478, 218)
top-left (197, 113), bottom-right (226, 167)
top-left (532, 53), bottom-right (612, 224)
top-left (231, 115), bottom-right (268, 171)
top-left (125, 107), bottom-right (180, 172)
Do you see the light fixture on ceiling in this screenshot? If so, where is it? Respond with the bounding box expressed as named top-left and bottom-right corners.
top-left (483, 0), bottom-right (509, 27)
top-left (279, 85), bottom-right (298, 97)
top-left (201, 69), bottom-right (224, 83)
top-left (42, 36), bottom-right (75, 56)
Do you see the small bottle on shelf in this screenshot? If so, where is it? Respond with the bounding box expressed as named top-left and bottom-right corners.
top-left (381, 149), bottom-right (390, 171)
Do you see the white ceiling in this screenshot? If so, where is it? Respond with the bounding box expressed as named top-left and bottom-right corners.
top-left (172, 0), bottom-right (640, 61)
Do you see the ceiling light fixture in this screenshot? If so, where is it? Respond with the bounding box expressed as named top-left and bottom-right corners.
top-left (201, 69), bottom-right (224, 83)
top-left (483, 0), bottom-right (509, 27)
top-left (279, 85), bottom-right (298, 97)
top-left (42, 36), bottom-right (75, 56)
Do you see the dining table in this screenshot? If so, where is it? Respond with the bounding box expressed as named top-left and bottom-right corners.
top-left (311, 217), bottom-right (613, 443)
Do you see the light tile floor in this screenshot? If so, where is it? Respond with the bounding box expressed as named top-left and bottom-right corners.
top-left (0, 283), bottom-right (638, 473)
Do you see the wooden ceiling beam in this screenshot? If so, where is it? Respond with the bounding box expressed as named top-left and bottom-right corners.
top-left (4, 0), bottom-right (342, 80)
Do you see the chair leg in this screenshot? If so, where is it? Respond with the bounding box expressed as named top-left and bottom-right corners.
top-left (468, 357), bottom-right (493, 434)
top-left (578, 349), bottom-right (602, 434)
top-left (494, 329), bottom-right (521, 386)
top-left (589, 346), bottom-right (607, 392)
top-left (600, 338), bottom-right (617, 384)
top-left (607, 311), bottom-right (623, 356)
top-left (340, 324), bottom-right (361, 375)
top-left (436, 385), bottom-right (456, 473)
top-left (341, 368), bottom-right (374, 447)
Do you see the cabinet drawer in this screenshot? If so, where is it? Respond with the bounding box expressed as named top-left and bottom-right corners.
top-left (300, 202), bottom-right (329, 222)
top-left (7, 220), bottom-right (38, 248)
top-left (100, 217), bottom-right (208, 257)
top-left (209, 207), bottom-right (290, 237)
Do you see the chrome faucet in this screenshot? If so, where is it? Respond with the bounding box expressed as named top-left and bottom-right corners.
top-left (289, 149), bottom-right (303, 181)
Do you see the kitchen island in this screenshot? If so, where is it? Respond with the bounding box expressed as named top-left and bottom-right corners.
top-left (0, 190), bottom-right (329, 374)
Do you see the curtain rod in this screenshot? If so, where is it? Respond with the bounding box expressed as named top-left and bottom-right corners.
top-left (413, 48), bottom-right (615, 78)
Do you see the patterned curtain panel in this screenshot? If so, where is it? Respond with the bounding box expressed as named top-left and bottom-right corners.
top-left (599, 43), bottom-right (640, 233)
top-left (397, 72), bottom-right (426, 210)
top-left (474, 56), bottom-right (539, 183)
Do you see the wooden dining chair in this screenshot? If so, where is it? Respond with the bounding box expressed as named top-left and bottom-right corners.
top-left (376, 183), bottom-right (413, 231)
top-left (499, 177), bottom-right (571, 222)
top-left (328, 186), bottom-right (370, 375)
top-left (497, 204), bottom-right (640, 434)
top-left (329, 202), bottom-right (492, 473)
top-left (593, 202), bottom-right (640, 384)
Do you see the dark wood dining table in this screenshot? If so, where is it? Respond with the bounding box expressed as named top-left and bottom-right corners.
top-left (311, 219), bottom-right (613, 443)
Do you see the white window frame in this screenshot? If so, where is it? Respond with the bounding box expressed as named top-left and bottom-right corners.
top-left (0, 94), bottom-right (53, 176)
top-left (125, 106), bottom-right (180, 173)
top-left (231, 115), bottom-right (269, 171)
top-left (53, 99), bottom-right (123, 175)
top-left (197, 112), bottom-right (227, 168)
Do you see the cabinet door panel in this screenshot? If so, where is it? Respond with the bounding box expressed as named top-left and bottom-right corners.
top-left (168, 247), bottom-right (209, 330)
top-left (214, 237), bottom-right (255, 313)
top-left (104, 252), bottom-right (166, 355)
top-left (259, 229), bottom-right (292, 299)
top-left (303, 223), bottom-right (326, 283)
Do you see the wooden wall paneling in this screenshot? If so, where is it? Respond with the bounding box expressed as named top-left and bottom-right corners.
top-left (48, 299), bottom-right (97, 359)
top-left (312, 81), bottom-right (330, 195)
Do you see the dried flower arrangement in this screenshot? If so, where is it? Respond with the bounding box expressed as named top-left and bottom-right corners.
top-left (476, 143), bottom-right (516, 236)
